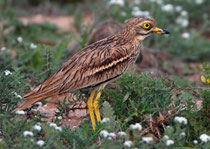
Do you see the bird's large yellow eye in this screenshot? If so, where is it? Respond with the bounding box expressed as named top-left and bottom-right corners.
top-left (142, 23), bottom-right (151, 30)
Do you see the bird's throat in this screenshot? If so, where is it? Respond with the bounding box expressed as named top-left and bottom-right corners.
top-left (136, 35), bottom-right (146, 41)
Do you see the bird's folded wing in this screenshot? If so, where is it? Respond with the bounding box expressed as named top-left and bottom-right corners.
top-left (24, 40), bottom-right (132, 100)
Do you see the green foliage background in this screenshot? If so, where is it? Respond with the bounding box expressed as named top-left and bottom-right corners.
top-left (0, 0), bottom-right (209, 148)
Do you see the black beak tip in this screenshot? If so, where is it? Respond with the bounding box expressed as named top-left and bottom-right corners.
top-left (163, 29), bottom-right (170, 34)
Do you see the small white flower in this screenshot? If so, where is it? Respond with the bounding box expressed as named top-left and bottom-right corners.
top-left (199, 134), bottom-right (210, 143)
top-left (174, 116), bottom-right (188, 125)
top-left (1, 47), bottom-right (6, 51)
top-left (23, 131), bottom-right (33, 137)
top-left (130, 123), bottom-right (142, 131)
top-left (166, 140), bottom-right (174, 146)
top-left (16, 94), bottom-right (22, 99)
top-left (142, 137), bottom-right (153, 143)
top-left (0, 138), bottom-right (2, 142)
top-left (181, 11), bottom-right (188, 17)
top-left (33, 125), bottom-right (41, 131)
top-left (134, 123), bottom-right (142, 130)
top-left (130, 124), bottom-right (135, 129)
top-left (180, 132), bottom-right (186, 137)
top-left (182, 32), bottom-right (190, 39)
top-left (30, 43), bottom-right (37, 49)
top-left (123, 141), bottom-right (133, 147)
top-left (17, 37), bottom-right (23, 43)
top-left (176, 17), bottom-right (189, 27)
top-left (175, 6), bottom-right (182, 12)
top-left (101, 118), bottom-right (110, 123)
top-left (108, 0), bottom-right (124, 6)
top-left (181, 19), bottom-right (189, 27)
top-left (132, 7), bottom-right (150, 17)
top-left (55, 126), bottom-right (62, 132)
top-left (37, 140), bottom-right (45, 146)
top-left (4, 70), bottom-right (12, 76)
top-left (108, 137), bottom-right (112, 140)
top-left (12, 91), bottom-right (22, 99)
top-left (108, 132), bottom-right (116, 138)
top-left (195, 0), bottom-right (204, 5)
top-left (57, 116), bottom-right (62, 120)
top-left (100, 130), bottom-right (109, 138)
top-left (49, 123), bottom-right (62, 131)
top-left (193, 140), bottom-right (198, 144)
top-left (142, 11), bottom-right (150, 17)
top-left (49, 123), bottom-right (57, 128)
top-left (118, 131), bottom-right (126, 137)
top-left (35, 102), bottom-right (42, 106)
top-left (163, 135), bottom-right (169, 140)
top-left (162, 4), bottom-right (174, 12)
top-left (15, 110), bottom-right (25, 115)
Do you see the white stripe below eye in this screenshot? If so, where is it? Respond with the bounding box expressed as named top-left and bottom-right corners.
top-left (137, 36), bottom-right (146, 40)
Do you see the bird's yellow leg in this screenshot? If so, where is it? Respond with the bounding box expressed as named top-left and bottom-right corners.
top-left (87, 89), bottom-right (96, 131)
top-left (93, 91), bottom-right (101, 122)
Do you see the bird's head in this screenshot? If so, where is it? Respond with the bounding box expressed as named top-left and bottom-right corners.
top-left (122, 17), bottom-right (170, 41)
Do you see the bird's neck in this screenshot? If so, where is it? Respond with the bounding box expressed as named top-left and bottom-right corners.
top-left (121, 30), bottom-right (143, 46)
top-left (116, 32), bottom-right (142, 60)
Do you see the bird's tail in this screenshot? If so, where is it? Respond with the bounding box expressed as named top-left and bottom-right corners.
top-left (13, 89), bottom-right (52, 112)
top-left (13, 73), bottom-right (62, 112)
top-left (13, 97), bottom-right (44, 112)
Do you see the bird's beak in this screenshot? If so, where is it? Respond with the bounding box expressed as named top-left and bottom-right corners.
top-left (153, 27), bottom-right (170, 35)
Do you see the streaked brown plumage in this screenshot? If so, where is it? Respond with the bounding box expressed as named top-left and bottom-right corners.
top-left (14, 17), bottom-right (169, 130)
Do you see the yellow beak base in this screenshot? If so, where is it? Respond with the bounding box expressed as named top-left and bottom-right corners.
top-left (153, 27), bottom-right (170, 35)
